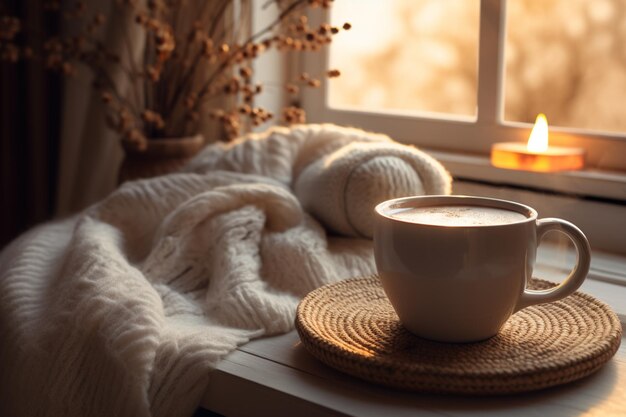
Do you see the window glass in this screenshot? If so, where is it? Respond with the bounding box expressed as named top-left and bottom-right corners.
top-left (504, 0), bottom-right (626, 133)
top-left (328, 0), bottom-right (480, 118)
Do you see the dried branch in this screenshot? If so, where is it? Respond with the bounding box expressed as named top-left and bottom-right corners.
top-left (2, 0), bottom-right (347, 146)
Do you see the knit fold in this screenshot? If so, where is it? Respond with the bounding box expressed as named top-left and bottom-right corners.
top-left (0, 124), bottom-right (451, 417)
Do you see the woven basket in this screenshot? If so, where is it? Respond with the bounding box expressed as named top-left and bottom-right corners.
top-left (295, 275), bottom-right (622, 395)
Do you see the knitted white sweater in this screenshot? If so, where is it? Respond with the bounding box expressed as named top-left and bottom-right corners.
top-left (0, 124), bottom-right (451, 417)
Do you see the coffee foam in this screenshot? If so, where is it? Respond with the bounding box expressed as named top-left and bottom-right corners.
top-left (388, 205), bottom-right (528, 226)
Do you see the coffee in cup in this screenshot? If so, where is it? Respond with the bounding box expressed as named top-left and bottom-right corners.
top-left (374, 195), bottom-right (591, 343)
top-left (387, 205), bottom-right (528, 226)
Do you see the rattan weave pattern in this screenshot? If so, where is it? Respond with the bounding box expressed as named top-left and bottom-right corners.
top-left (295, 276), bottom-right (622, 395)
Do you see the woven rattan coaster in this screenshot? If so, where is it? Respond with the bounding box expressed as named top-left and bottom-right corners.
top-left (295, 276), bottom-right (622, 395)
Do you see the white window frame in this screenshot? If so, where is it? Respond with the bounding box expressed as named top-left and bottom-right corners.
top-left (299, 0), bottom-right (626, 199)
top-left (296, 0), bottom-right (626, 255)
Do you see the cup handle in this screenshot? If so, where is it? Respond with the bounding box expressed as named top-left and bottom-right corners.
top-left (515, 218), bottom-right (591, 312)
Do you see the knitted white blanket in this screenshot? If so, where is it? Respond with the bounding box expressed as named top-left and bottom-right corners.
top-left (0, 124), bottom-right (451, 417)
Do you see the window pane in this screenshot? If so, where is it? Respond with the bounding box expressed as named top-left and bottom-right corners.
top-left (504, 0), bottom-right (626, 133)
top-left (328, 0), bottom-right (480, 117)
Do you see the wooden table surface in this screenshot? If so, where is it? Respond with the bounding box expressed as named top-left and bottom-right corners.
top-left (203, 257), bottom-right (626, 417)
top-left (202, 330), bottom-right (625, 417)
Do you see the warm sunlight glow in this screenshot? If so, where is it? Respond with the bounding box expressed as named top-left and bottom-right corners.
top-left (328, 0), bottom-right (480, 117)
top-left (527, 113), bottom-right (549, 153)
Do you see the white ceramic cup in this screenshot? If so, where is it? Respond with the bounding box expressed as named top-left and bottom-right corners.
top-left (374, 195), bottom-right (591, 343)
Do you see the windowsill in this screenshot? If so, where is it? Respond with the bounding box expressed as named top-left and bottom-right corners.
top-left (203, 268), bottom-right (626, 416)
top-left (202, 246), bottom-right (626, 415)
top-left (426, 148), bottom-right (626, 202)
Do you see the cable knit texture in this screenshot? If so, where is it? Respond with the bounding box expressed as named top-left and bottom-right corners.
top-left (0, 124), bottom-right (451, 417)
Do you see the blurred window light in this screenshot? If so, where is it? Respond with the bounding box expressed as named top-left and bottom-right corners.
top-left (328, 0), bottom-right (480, 118)
top-left (328, 0), bottom-right (626, 135)
top-left (504, 0), bottom-right (626, 134)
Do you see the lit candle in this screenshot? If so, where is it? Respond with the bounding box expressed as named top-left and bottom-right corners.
top-left (491, 114), bottom-right (585, 172)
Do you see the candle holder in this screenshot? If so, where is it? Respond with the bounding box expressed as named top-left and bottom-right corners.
top-left (491, 143), bottom-right (585, 172)
top-left (491, 114), bottom-right (585, 172)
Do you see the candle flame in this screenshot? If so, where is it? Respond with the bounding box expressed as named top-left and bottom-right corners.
top-left (527, 113), bottom-right (549, 153)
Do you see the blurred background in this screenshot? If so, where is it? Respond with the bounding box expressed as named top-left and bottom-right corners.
top-left (329, 0), bottom-right (626, 132)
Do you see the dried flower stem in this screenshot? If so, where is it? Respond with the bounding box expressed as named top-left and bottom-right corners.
top-left (191, 0), bottom-right (309, 111)
top-left (121, 15), bottom-right (143, 117)
top-left (165, 1), bottom-right (231, 121)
